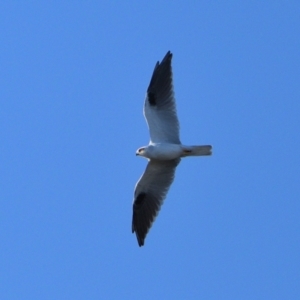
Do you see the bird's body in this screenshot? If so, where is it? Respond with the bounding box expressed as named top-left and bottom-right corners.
top-left (137, 143), bottom-right (212, 160)
top-left (137, 143), bottom-right (183, 160)
top-left (132, 51), bottom-right (212, 247)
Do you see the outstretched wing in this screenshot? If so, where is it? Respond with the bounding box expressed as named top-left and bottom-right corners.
top-left (144, 51), bottom-right (181, 144)
top-left (132, 158), bottom-right (180, 246)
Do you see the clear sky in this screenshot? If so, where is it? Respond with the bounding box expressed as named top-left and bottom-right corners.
top-left (1, 1), bottom-right (299, 299)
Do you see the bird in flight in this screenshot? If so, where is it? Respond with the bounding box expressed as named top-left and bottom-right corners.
top-left (132, 51), bottom-right (212, 247)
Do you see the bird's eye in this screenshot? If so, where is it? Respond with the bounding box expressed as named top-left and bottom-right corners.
top-left (139, 148), bottom-right (144, 153)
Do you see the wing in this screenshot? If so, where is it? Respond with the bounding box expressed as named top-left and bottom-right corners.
top-left (144, 51), bottom-right (181, 144)
top-left (132, 158), bottom-right (180, 246)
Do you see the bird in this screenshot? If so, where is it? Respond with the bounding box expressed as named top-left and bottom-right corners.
top-left (132, 51), bottom-right (212, 247)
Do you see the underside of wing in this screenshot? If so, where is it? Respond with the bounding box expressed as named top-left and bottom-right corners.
top-left (132, 158), bottom-right (180, 246)
top-left (144, 51), bottom-right (181, 144)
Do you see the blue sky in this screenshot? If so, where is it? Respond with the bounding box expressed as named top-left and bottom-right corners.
top-left (1, 1), bottom-right (299, 299)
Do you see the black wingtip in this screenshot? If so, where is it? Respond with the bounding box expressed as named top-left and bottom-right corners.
top-left (155, 51), bottom-right (172, 68)
top-left (161, 51), bottom-right (172, 63)
top-left (132, 225), bottom-right (145, 247)
top-left (138, 239), bottom-right (144, 247)
top-left (146, 51), bottom-right (174, 107)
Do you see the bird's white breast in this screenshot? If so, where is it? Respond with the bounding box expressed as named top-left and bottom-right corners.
top-left (146, 143), bottom-right (182, 160)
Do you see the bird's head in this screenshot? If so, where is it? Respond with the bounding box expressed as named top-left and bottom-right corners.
top-left (136, 147), bottom-right (146, 157)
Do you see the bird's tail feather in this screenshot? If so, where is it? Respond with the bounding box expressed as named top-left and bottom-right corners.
top-left (182, 145), bottom-right (212, 157)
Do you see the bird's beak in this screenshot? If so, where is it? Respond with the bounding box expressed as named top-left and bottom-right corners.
top-left (136, 153), bottom-right (139, 156)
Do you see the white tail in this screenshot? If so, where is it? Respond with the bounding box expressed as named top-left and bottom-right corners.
top-left (182, 145), bottom-right (212, 157)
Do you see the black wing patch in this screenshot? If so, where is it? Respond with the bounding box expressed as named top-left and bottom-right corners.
top-left (146, 51), bottom-right (173, 108)
top-left (133, 192), bottom-right (146, 208)
top-left (147, 91), bottom-right (156, 106)
top-left (132, 192), bottom-right (160, 247)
